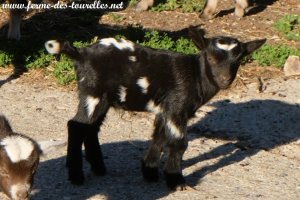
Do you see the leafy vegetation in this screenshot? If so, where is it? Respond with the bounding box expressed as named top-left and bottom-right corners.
top-left (273, 14), bottom-right (300, 41)
top-left (252, 44), bottom-right (300, 68)
top-left (150, 0), bottom-right (205, 12)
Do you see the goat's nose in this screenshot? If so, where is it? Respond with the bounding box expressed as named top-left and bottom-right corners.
top-left (16, 190), bottom-right (29, 200)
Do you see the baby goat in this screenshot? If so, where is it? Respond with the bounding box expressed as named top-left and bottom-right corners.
top-left (0, 115), bottom-right (41, 200)
top-left (45, 27), bottom-right (265, 189)
top-left (0, 115), bottom-right (65, 200)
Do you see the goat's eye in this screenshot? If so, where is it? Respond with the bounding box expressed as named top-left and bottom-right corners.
top-left (0, 169), bottom-right (9, 178)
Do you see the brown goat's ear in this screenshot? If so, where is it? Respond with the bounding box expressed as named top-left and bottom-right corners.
top-left (244, 39), bottom-right (266, 55)
top-left (188, 26), bottom-right (207, 50)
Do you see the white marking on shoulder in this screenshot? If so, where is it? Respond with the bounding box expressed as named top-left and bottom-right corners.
top-left (216, 42), bottom-right (238, 51)
top-left (166, 121), bottom-right (182, 139)
top-left (128, 56), bottom-right (137, 62)
top-left (85, 96), bottom-right (100, 118)
top-left (137, 77), bottom-right (150, 94)
top-left (99, 38), bottom-right (135, 51)
top-left (146, 100), bottom-right (162, 114)
top-left (45, 40), bottom-right (61, 54)
top-left (10, 183), bottom-right (30, 200)
top-left (119, 86), bottom-right (127, 102)
top-left (1, 136), bottom-right (34, 163)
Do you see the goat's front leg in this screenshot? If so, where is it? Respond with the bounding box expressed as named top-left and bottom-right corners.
top-left (66, 94), bottom-right (109, 185)
top-left (135, 0), bottom-right (154, 11)
top-left (235, 0), bottom-right (248, 17)
top-left (163, 117), bottom-right (188, 190)
top-left (201, 0), bottom-right (218, 19)
top-left (8, 9), bottom-right (22, 40)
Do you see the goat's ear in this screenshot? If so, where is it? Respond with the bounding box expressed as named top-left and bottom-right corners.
top-left (244, 39), bottom-right (266, 55)
top-left (188, 26), bottom-right (208, 50)
top-left (38, 139), bottom-right (66, 155)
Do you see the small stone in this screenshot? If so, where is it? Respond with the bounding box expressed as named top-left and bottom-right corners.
top-left (283, 56), bottom-right (300, 76)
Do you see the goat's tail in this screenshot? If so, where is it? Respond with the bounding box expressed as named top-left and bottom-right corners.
top-left (0, 115), bottom-right (13, 134)
top-left (45, 40), bottom-right (81, 60)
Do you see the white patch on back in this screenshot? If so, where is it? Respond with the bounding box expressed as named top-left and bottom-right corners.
top-left (166, 121), bottom-right (182, 139)
top-left (216, 42), bottom-right (238, 51)
top-left (99, 38), bottom-right (135, 52)
top-left (146, 100), bottom-right (162, 115)
top-left (85, 96), bottom-right (100, 118)
top-left (119, 86), bottom-right (127, 102)
top-left (128, 56), bottom-right (137, 62)
top-left (1, 136), bottom-right (34, 163)
top-left (10, 183), bottom-right (30, 200)
top-left (137, 77), bottom-right (150, 94)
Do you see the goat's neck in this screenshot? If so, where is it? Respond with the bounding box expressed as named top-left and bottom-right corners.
top-left (197, 53), bottom-right (220, 104)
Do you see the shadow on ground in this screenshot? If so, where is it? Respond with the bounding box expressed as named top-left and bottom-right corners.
top-left (32, 99), bottom-right (300, 199)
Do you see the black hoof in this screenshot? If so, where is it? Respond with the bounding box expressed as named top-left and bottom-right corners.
top-left (68, 170), bottom-right (85, 185)
top-left (91, 165), bottom-right (107, 176)
top-left (164, 171), bottom-right (186, 190)
top-left (141, 160), bottom-right (159, 182)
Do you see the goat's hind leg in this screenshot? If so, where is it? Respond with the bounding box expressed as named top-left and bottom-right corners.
top-left (66, 95), bottom-right (109, 185)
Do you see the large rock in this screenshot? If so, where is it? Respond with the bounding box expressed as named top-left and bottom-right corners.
top-left (283, 55), bottom-right (300, 76)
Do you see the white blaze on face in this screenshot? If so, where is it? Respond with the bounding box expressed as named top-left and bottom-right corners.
top-left (99, 38), bottom-right (135, 52)
top-left (1, 136), bottom-right (34, 163)
top-left (45, 40), bottom-right (61, 54)
top-left (216, 42), bottom-right (238, 51)
top-left (10, 183), bottom-right (30, 200)
top-left (137, 77), bottom-right (150, 94)
top-left (85, 96), bottom-right (100, 118)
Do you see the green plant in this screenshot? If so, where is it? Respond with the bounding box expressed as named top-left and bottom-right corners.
top-left (53, 55), bottom-right (76, 85)
top-left (273, 14), bottom-right (300, 41)
top-left (140, 31), bottom-right (198, 54)
top-left (151, 0), bottom-right (204, 12)
top-left (25, 50), bottom-right (54, 69)
top-left (0, 51), bottom-right (13, 67)
top-left (252, 44), bottom-right (300, 68)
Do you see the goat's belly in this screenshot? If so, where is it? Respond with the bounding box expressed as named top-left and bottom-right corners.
top-left (113, 91), bottom-right (151, 112)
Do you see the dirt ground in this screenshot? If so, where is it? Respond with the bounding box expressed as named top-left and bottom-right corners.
top-left (0, 0), bottom-right (300, 200)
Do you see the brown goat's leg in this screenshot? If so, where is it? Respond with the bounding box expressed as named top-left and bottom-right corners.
top-left (8, 10), bottom-right (22, 40)
top-left (201, 0), bottom-right (218, 19)
top-left (142, 115), bottom-right (166, 182)
top-left (235, 0), bottom-right (248, 18)
top-left (135, 0), bottom-right (154, 11)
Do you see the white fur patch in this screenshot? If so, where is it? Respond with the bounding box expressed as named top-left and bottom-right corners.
top-left (166, 121), bottom-right (182, 139)
top-left (119, 86), bottom-right (127, 102)
top-left (146, 100), bottom-right (162, 114)
top-left (137, 77), bottom-right (150, 94)
top-left (10, 183), bottom-right (30, 200)
top-left (45, 40), bottom-right (61, 54)
top-left (216, 42), bottom-right (238, 51)
top-left (99, 38), bottom-right (135, 52)
top-left (128, 56), bottom-right (137, 62)
top-left (79, 77), bottom-right (85, 82)
top-left (85, 96), bottom-right (100, 118)
top-left (1, 136), bottom-right (34, 163)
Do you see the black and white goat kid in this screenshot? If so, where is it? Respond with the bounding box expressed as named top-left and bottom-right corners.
top-left (45, 27), bottom-right (266, 190)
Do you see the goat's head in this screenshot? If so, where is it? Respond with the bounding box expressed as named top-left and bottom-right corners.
top-left (189, 27), bottom-right (266, 89)
top-left (0, 134), bottom-right (41, 200)
top-left (0, 115), bottom-right (65, 200)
